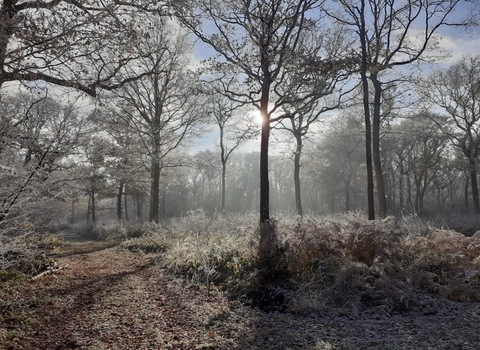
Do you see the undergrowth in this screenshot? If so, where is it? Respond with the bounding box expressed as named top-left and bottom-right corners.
top-left (104, 211), bottom-right (480, 315)
top-left (87, 211), bottom-right (480, 315)
top-left (4, 210), bottom-right (480, 318)
top-left (0, 231), bottom-right (64, 327)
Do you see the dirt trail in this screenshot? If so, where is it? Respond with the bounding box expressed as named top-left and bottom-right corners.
top-left (2, 241), bottom-right (480, 350)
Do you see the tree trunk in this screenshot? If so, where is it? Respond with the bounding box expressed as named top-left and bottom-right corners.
top-left (390, 164), bottom-right (396, 213)
top-left (407, 176), bottom-right (412, 211)
top-left (293, 134), bottom-right (303, 217)
top-left (259, 81), bottom-right (271, 224)
top-left (359, 1), bottom-right (375, 220)
top-left (151, 70), bottom-right (162, 223)
top-left (71, 199), bottom-right (76, 225)
top-left (117, 180), bottom-right (124, 220)
top-left (259, 78), bottom-right (274, 257)
top-left (399, 162), bottom-right (404, 210)
top-left (86, 194), bottom-right (91, 225)
top-left (371, 74), bottom-right (387, 217)
top-left (419, 191), bottom-right (425, 213)
top-left (136, 195), bottom-right (143, 220)
top-left (124, 183), bottom-right (128, 221)
top-left (161, 185), bottom-right (167, 217)
top-left (414, 178), bottom-right (421, 213)
top-left (221, 160), bottom-right (227, 212)
top-left (219, 123), bottom-right (227, 213)
top-left (437, 186), bottom-right (441, 206)
top-left (469, 157), bottom-right (480, 213)
top-left (91, 190), bottom-right (96, 224)
top-left (345, 176), bottom-right (351, 212)
top-left (465, 173), bottom-right (469, 212)
top-left (150, 159), bottom-right (160, 222)
top-left (450, 184), bottom-right (454, 210)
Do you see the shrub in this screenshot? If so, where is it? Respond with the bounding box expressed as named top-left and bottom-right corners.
top-left (99, 212), bottom-right (480, 315)
top-left (345, 216), bottom-right (401, 266)
top-left (90, 221), bottom-right (162, 242)
top-left (121, 233), bottom-right (169, 253)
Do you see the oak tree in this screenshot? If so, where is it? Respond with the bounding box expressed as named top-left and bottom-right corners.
top-left (326, 0), bottom-right (475, 218)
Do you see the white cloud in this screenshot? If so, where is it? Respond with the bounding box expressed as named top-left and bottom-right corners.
top-left (436, 33), bottom-right (480, 63)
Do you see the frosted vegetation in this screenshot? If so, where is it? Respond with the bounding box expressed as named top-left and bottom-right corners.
top-left (83, 211), bottom-right (480, 314)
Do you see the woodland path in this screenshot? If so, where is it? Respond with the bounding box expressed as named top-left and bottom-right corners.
top-left (2, 240), bottom-right (480, 350)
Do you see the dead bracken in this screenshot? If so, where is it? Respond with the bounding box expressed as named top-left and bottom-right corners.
top-left (1, 213), bottom-right (480, 349)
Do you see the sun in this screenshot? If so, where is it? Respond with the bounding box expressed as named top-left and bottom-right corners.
top-left (246, 110), bottom-right (264, 127)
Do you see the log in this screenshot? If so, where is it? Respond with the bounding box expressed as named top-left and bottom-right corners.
top-left (31, 264), bottom-right (68, 281)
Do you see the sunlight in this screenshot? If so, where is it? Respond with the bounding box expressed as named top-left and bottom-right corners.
top-left (246, 109), bottom-right (264, 127)
top-left (256, 111), bottom-right (264, 126)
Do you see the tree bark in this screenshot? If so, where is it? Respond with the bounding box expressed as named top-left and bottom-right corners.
top-left (150, 159), bottom-right (160, 222)
top-left (371, 74), bottom-right (387, 217)
top-left (258, 76), bottom-right (275, 258)
top-left (259, 81), bottom-right (271, 224)
top-left (117, 180), bottom-right (124, 220)
top-left (293, 134), bottom-right (303, 217)
top-left (150, 69), bottom-right (162, 223)
top-left (469, 157), bottom-right (480, 213)
top-left (91, 190), bottom-right (96, 224)
top-left (359, 6), bottom-right (375, 220)
top-left (124, 183), bottom-right (128, 221)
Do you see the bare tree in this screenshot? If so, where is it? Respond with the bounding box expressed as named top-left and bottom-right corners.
top-left (205, 86), bottom-right (257, 212)
top-left (0, 0), bottom-right (180, 96)
top-left (0, 92), bottom-right (87, 223)
top-left (270, 22), bottom-right (356, 217)
top-left (391, 113), bottom-right (447, 213)
top-left (326, 0), bottom-right (476, 218)
top-left (108, 20), bottom-right (206, 222)
top-left (422, 55), bottom-right (480, 213)
top-left (176, 0), bottom-right (327, 253)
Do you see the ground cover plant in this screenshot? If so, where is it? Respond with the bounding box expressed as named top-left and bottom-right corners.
top-left (106, 211), bottom-right (480, 315)
top-left (1, 212), bottom-right (480, 349)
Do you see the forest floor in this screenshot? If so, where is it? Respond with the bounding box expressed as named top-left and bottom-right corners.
top-left (2, 238), bottom-right (480, 350)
